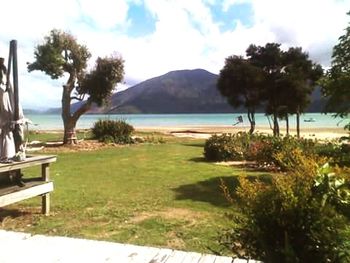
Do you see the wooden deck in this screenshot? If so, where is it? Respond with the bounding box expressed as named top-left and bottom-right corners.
top-left (0, 178), bottom-right (53, 207)
top-left (0, 230), bottom-right (259, 262)
top-left (0, 155), bottom-right (56, 215)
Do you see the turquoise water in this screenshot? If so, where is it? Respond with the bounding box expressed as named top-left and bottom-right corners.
top-left (25, 113), bottom-right (347, 130)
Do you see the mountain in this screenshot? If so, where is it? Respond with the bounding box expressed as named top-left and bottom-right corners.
top-left (104, 69), bottom-right (233, 114)
top-left (55, 68), bottom-right (326, 114)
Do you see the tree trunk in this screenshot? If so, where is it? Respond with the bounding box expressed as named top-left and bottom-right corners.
top-left (61, 85), bottom-right (76, 145)
top-left (286, 113), bottom-right (289, 136)
top-left (60, 70), bottom-right (93, 145)
top-left (247, 110), bottom-right (256, 134)
top-left (296, 108), bottom-right (300, 138)
top-left (63, 118), bottom-right (78, 144)
top-left (273, 113), bottom-right (280, 136)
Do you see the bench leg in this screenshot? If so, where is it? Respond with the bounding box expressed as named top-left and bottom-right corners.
top-left (42, 193), bottom-right (50, 215)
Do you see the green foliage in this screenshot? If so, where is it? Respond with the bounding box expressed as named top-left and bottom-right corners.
top-left (143, 135), bottom-right (166, 144)
top-left (27, 29), bottom-right (91, 79)
top-left (320, 11), bottom-right (350, 129)
top-left (203, 132), bottom-right (317, 171)
top-left (220, 43), bottom-right (322, 136)
top-left (203, 133), bottom-right (251, 162)
top-left (315, 142), bottom-right (350, 167)
top-left (91, 119), bottom-right (134, 144)
top-left (217, 56), bottom-right (263, 133)
top-left (223, 155), bottom-right (350, 262)
top-left (254, 135), bottom-right (316, 171)
top-left (314, 164), bottom-right (350, 213)
top-left (248, 43), bottom-right (323, 136)
top-left (78, 55), bottom-right (124, 106)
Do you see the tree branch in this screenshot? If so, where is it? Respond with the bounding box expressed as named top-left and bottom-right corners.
top-left (70, 96), bottom-right (83, 101)
top-left (72, 99), bottom-right (92, 122)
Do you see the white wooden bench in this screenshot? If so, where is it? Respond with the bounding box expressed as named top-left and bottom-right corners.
top-left (0, 155), bottom-right (56, 215)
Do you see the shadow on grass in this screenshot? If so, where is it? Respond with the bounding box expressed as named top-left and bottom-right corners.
top-left (173, 176), bottom-right (239, 207)
top-left (0, 208), bottom-right (30, 221)
top-left (189, 157), bottom-right (207, 163)
top-left (181, 143), bottom-right (205, 148)
top-left (173, 174), bottom-right (273, 207)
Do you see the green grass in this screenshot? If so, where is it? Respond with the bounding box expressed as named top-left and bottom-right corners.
top-left (0, 134), bottom-right (266, 255)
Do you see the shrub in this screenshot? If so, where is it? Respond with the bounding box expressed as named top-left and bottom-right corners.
top-left (247, 135), bottom-right (317, 171)
top-left (316, 142), bottom-right (350, 167)
top-left (91, 119), bottom-right (134, 144)
top-left (204, 133), bottom-right (251, 162)
top-left (222, 154), bottom-right (350, 262)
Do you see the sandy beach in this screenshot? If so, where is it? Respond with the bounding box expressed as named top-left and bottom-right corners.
top-left (135, 125), bottom-right (349, 140)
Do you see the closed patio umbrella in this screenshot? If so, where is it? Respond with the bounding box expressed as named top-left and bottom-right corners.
top-left (0, 41), bottom-right (26, 187)
top-left (0, 85), bottom-right (16, 160)
top-left (0, 40), bottom-right (25, 162)
top-left (0, 85), bottom-right (25, 161)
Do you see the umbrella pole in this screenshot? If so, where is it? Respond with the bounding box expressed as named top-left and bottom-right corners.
top-left (10, 40), bottom-right (21, 152)
top-left (6, 42), bottom-right (13, 92)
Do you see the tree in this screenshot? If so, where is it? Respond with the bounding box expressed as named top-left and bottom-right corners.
top-left (28, 29), bottom-right (124, 144)
top-left (217, 55), bottom-right (264, 134)
top-left (247, 43), bottom-right (322, 137)
top-left (320, 12), bottom-right (350, 131)
top-left (247, 43), bottom-right (286, 136)
top-left (282, 47), bottom-right (323, 137)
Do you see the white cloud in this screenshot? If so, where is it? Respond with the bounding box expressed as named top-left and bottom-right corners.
top-left (249, 0), bottom-right (349, 62)
top-left (0, 0), bottom-right (348, 109)
top-left (76, 0), bottom-right (130, 29)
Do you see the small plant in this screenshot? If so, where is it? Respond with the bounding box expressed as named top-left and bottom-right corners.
top-left (91, 119), bottom-right (134, 144)
top-left (144, 135), bottom-right (166, 144)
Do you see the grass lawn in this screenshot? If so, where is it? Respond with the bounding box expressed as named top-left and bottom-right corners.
top-left (0, 133), bottom-right (267, 255)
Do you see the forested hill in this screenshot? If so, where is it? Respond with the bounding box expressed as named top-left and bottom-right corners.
top-left (100, 69), bottom-right (233, 113)
top-left (61, 69), bottom-right (325, 114)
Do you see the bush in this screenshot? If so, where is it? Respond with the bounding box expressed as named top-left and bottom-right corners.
top-left (91, 119), bottom-right (134, 144)
top-left (204, 133), bottom-right (252, 162)
top-left (204, 132), bottom-right (318, 171)
top-left (315, 142), bottom-right (350, 167)
top-left (222, 154), bottom-right (350, 262)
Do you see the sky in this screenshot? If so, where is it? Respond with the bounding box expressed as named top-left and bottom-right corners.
top-left (0, 0), bottom-right (349, 109)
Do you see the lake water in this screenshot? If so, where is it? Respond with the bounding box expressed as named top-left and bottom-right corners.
top-left (25, 113), bottom-right (347, 131)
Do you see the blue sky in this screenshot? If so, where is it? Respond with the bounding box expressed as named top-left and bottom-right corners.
top-left (0, 0), bottom-right (349, 109)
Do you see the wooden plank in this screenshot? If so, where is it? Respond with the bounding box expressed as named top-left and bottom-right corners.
top-left (214, 256), bottom-right (235, 263)
top-left (197, 254), bottom-right (220, 263)
top-left (163, 250), bottom-right (189, 263)
top-left (0, 181), bottom-right (53, 207)
top-left (231, 258), bottom-right (261, 263)
top-left (127, 247), bottom-right (165, 263)
top-left (0, 230), bottom-right (257, 262)
top-left (0, 178), bottom-right (45, 195)
top-left (147, 248), bottom-right (173, 263)
top-left (180, 251), bottom-right (204, 263)
top-left (0, 155), bottom-right (56, 173)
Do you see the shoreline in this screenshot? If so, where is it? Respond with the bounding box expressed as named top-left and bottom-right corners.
top-left (39, 125), bottom-right (348, 141)
top-left (134, 125), bottom-right (348, 140)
